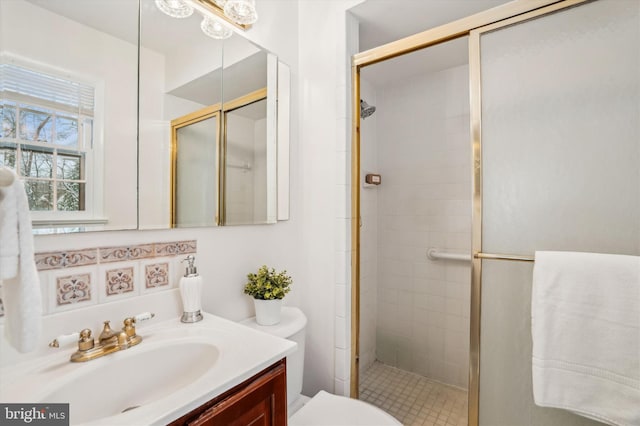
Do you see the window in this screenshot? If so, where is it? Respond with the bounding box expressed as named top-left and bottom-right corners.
top-left (0, 62), bottom-right (98, 223)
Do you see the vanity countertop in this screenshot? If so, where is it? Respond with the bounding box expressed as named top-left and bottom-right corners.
top-left (0, 313), bottom-right (296, 425)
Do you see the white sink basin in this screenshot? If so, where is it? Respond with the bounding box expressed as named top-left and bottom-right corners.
top-left (0, 313), bottom-right (296, 425)
top-left (39, 342), bottom-right (219, 424)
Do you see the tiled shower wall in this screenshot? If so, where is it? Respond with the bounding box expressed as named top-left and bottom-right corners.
top-left (359, 79), bottom-right (379, 376)
top-left (372, 64), bottom-right (471, 389)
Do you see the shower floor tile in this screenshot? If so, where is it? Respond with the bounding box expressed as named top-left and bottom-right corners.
top-left (360, 361), bottom-right (468, 426)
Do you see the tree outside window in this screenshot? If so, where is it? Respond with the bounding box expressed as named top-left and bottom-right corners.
top-left (0, 63), bottom-right (93, 216)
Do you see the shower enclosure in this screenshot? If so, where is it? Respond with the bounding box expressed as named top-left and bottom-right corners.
top-left (357, 37), bottom-right (473, 425)
top-left (351, 1), bottom-right (639, 425)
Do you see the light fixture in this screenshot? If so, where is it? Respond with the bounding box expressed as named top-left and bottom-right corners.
top-left (154, 0), bottom-right (257, 40)
top-left (155, 0), bottom-right (194, 18)
top-left (200, 16), bottom-right (233, 39)
top-left (223, 0), bottom-right (258, 25)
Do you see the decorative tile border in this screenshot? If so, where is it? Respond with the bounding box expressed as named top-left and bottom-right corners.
top-left (32, 241), bottom-right (196, 316)
top-left (154, 240), bottom-right (197, 257)
top-left (99, 244), bottom-right (154, 263)
top-left (35, 249), bottom-right (98, 271)
top-left (34, 240), bottom-right (197, 271)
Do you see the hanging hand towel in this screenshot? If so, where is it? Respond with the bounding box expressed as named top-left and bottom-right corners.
top-left (532, 251), bottom-right (640, 426)
top-left (0, 167), bottom-right (42, 353)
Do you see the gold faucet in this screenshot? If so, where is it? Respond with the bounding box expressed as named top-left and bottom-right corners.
top-left (49, 312), bottom-right (154, 362)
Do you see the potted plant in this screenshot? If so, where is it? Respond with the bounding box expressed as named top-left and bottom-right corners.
top-left (244, 265), bottom-right (292, 325)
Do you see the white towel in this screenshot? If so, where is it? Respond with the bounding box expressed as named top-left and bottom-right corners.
top-left (0, 167), bottom-right (14, 188)
top-left (532, 251), bottom-right (640, 426)
top-left (0, 167), bottom-right (42, 353)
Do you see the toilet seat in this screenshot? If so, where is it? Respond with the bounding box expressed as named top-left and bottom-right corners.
top-left (288, 391), bottom-right (402, 425)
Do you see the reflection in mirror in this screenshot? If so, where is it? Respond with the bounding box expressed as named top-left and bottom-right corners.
top-left (223, 95), bottom-right (268, 225)
top-left (138, 8), bottom-right (283, 229)
top-left (221, 40), bottom-right (277, 226)
top-left (138, 0), bottom-right (224, 229)
top-left (171, 108), bottom-right (220, 227)
top-left (0, 0), bottom-right (139, 233)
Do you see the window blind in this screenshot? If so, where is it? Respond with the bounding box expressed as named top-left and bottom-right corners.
top-left (0, 63), bottom-right (94, 116)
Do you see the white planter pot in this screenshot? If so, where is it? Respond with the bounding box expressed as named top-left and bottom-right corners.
top-left (254, 299), bottom-right (283, 326)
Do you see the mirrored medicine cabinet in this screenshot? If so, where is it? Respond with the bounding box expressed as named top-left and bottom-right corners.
top-left (0, 0), bottom-right (290, 234)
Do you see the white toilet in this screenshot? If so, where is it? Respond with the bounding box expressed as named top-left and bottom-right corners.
top-left (241, 307), bottom-right (401, 425)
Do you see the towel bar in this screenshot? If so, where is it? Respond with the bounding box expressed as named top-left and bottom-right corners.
top-left (427, 249), bottom-right (471, 262)
top-left (474, 252), bottom-right (535, 262)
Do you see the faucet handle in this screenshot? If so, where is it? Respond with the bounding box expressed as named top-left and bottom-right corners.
top-left (78, 329), bottom-right (95, 351)
top-left (49, 332), bottom-right (80, 348)
top-left (120, 312), bottom-right (153, 347)
top-left (122, 312), bottom-right (154, 335)
top-left (133, 312), bottom-right (155, 323)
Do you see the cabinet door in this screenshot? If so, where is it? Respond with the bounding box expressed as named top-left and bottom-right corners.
top-left (185, 360), bottom-right (287, 426)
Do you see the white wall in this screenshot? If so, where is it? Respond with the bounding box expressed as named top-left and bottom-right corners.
top-left (296, 0), bottom-right (340, 396)
top-left (296, 0), bottom-right (365, 397)
top-left (367, 64), bottom-right (471, 389)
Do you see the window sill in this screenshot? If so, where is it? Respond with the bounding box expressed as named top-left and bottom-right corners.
top-left (32, 218), bottom-right (112, 234)
top-left (32, 218), bottom-right (108, 227)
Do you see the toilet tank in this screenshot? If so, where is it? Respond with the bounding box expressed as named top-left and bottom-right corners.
top-left (240, 307), bottom-right (307, 407)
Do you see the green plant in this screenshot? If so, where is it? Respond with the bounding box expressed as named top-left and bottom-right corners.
top-left (244, 265), bottom-right (292, 300)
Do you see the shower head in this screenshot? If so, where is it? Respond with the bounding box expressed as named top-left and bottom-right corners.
top-left (360, 99), bottom-right (376, 119)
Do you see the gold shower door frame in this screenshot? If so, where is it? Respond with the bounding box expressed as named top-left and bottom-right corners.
top-left (170, 105), bottom-right (222, 228)
top-left (350, 1), bottom-right (589, 425)
top-left (169, 88), bottom-right (268, 227)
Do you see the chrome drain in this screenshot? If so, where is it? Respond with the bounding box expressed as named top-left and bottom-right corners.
top-left (121, 405), bottom-right (141, 413)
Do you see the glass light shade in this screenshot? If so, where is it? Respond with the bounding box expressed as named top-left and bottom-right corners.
top-left (201, 17), bottom-right (233, 39)
top-left (155, 0), bottom-right (194, 18)
top-left (223, 0), bottom-right (258, 25)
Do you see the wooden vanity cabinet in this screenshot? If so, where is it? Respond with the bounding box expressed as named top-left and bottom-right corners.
top-left (169, 359), bottom-right (287, 426)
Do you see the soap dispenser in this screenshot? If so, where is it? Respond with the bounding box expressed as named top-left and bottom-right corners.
top-left (179, 255), bottom-right (203, 323)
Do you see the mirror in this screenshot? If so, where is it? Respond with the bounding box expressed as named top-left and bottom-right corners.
top-left (0, 0), bottom-right (290, 233)
top-left (0, 0), bottom-right (139, 233)
top-left (138, 0), bottom-right (224, 229)
top-left (139, 2), bottom-right (287, 229)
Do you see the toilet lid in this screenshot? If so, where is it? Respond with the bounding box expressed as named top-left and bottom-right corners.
top-left (288, 391), bottom-right (402, 426)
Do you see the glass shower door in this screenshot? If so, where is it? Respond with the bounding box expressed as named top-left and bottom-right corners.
top-left (471, 1), bottom-right (639, 425)
top-left (173, 113), bottom-right (220, 228)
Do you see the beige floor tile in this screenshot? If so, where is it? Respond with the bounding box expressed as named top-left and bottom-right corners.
top-left (360, 361), bottom-right (468, 425)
